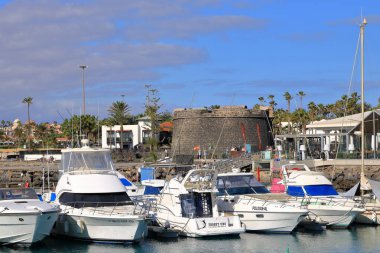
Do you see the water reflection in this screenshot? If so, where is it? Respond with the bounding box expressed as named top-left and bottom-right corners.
top-left (0, 227), bottom-right (378, 253)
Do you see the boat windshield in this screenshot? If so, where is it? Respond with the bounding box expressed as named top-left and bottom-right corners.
top-left (60, 150), bottom-right (114, 174)
top-left (287, 185), bottom-right (338, 197)
top-left (59, 192), bottom-right (133, 207)
top-left (304, 185), bottom-right (338, 196)
top-left (216, 174), bottom-right (269, 195)
top-left (0, 188), bottom-right (38, 200)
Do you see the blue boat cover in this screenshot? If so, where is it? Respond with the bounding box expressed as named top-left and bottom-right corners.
top-left (287, 185), bottom-right (338, 197)
top-left (50, 192), bottom-right (56, 201)
top-left (304, 185), bottom-right (338, 196)
top-left (143, 186), bottom-right (162, 195)
top-left (120, 178), bottom-right (133, 186)
top-left (287, 186), bottom-right (305, 197)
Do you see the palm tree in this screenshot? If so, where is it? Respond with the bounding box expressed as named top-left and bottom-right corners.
top-left (22, 97), bottom-right (33, 150)
top-left (13, 121), bottom-right (25, 148)
top-left (292, 109), bottom-right (309, 134)
top-left (273, 108), bottom-right (287, 135)
top-left (267, 95), bottom-right (275, 110)
top-left (307, 102), bottom-right (318, 122)
top-left (108, 101), bottom-right (131, 151)
top-left (283, 92), bottom-right (292, 133)
top-left (296, 91), bottom-right (306, 109)
top-left (258, 97), bottom-right (265, 106)
top-left (103, 118), bottom-right (116, 150)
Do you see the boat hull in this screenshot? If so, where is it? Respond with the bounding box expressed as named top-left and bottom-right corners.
top-left (216, 196), bottom-right (307, 233)
top-left (156, 214), bottom-right (244, 237)
top-left (306, 206), bottom-right (363, 228)
top-left (355, 201), bottom-right (380, 225)
top-left (53, 213), bottom-right (147, 243)
top-left (355, 210), bottom-right (380, 225)
top-left (0, 211), bottom-right (59, 245)
top-left (224, 211), bottom-right (305, 233)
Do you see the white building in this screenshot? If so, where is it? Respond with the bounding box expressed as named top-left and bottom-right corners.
top-left (275, 110), bottom-right (380, 160)
top-left (101, 117), bottom-right (151, 149)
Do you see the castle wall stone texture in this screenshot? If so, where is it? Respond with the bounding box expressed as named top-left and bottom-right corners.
top-left (172, 106), bottom-right (273, 157)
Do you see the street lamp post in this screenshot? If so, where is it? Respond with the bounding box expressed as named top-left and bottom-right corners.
top-left (79, 65), bottom-right (88, 115)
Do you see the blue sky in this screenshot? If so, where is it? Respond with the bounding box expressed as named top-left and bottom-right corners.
top-left (0, 0), bottom-right (379, 123)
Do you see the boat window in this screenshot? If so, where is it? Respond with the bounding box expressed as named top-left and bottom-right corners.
top-left (304, 185), bottom-right (338, 196)
top-left (60, 150), bottom-right (114, 173)
top-left (59, 192), bottom-right (133, 207)
top-left (216, 175), bottom-right (269, 195)
top-left (180, 192), bottom-right (213, 218)
top-left (0, 188), bottom-right (38, 200)
top-left (287, 186), bottom-right (305, 197)
top-left (143, 186), bottom-right (162, 195)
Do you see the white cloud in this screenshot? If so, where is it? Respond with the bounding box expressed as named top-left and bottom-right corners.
top-left (0, 0), bottom-right (264, 122)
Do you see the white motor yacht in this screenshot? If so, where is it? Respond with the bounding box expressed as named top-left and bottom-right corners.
top-left (216, 172), bottom-right (307, 233)
top-left (155, 169), bottom-right (245, 237)
top-left (52, 140), bottom-right (147, 243)
top-left (280, 163), bottom-right (364, 228)
top-left (0, 188), bottom-right (59, 245)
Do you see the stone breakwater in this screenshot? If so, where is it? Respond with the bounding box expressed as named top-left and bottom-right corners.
top-left (0, 161), bottom-right (178, 189)
top-left (0, 161), bottom-right (379, 191)
top-left (319, 165), bottom-right (380, 191)
top-left (0, 161), bottom-right (143, 189)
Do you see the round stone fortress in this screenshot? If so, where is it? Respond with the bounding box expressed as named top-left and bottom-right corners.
top-left (172, 106), bottom-right (273, 158)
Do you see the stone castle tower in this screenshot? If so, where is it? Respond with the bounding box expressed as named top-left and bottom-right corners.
top-left (171, 106), bottom-right (273, 158)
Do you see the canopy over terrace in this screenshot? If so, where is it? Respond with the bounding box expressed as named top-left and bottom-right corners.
top-left (275, 110), bottom-right (380, 160)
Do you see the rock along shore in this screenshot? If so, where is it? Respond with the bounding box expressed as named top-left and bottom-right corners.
top-left (0, 160), bottom-right (379, 192)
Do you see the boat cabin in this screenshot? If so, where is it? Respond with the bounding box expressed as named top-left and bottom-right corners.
top-left (285, 172), bottom-right (339, 197)
top-left (59, 147), bottom-right (116, 176)
top-left (0, 188), bottom-right (39, 200)
top-left (180, 191), bottom-right (213, 218)
top-left (216, 173), bottom-right (269, 196)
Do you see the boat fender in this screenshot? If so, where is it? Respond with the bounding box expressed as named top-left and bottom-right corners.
top-left (164, 220), bottom-right (170, 229)
top-left (372, 211), bottom-right (377, 224)
top-left (77, 220), bottom-right (85, 233)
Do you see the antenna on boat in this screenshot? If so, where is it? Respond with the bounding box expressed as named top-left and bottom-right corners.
top-left (47, 142), bottom-right (50, 191)
top-left (360, 8), bottom-right (363, 23)
top-left (360, 17), bottom-right (369, 194)
top-left (71, 106), bottom-right (74, 148)
top-left (97, 102), bottom-right (100, 147)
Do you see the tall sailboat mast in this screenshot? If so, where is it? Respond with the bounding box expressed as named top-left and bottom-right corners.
top-left (360, 18), bottom-right (367, 190)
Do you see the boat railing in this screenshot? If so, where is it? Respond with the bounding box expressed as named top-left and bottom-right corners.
top-left (155, 202), bottom-right (178, 217)
top-left (67, 169), bottom-right (115, 175)
top-left (236, 194), bottom-right (300, 209)
top-left (297, 196), bottom-right (363, 208)
top-left (61, 201), bottom-right (147, 216)
top-left (132, 196), bottom-right (158, 218)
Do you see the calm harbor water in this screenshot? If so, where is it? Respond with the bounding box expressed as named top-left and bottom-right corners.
top-left (4, 226), bottom-right (379, 253)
